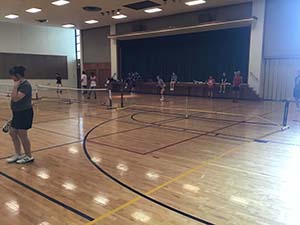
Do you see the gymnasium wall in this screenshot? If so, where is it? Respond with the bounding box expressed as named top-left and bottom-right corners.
top-left (81, 3), bottom-right (252, 65)
top-left (262, 0), bottom-right (300, 100)
top-left (116, 3), bottom-right (252, 35)
top-left (0, 21), bottom-right (76, 87)
top-left (81, 26), bottom-right (111, 63)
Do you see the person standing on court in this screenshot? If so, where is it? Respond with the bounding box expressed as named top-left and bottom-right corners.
top-left (207, 75), bottom-right (215, 98)
top-left (7, 66), bottom-right (34, 164)
top-left (56, 73), bottom-right (62, 95)
top-left (232, 71), bottom-right (242, 102)
top-left (293, 71), bottom-right (300, 110)
top-left (170, 72), bottom-right (178, 91)
top-left (88, 72), bottom-right (97, 99)
top-left (81, 71), bottom-right (88, 96)
top-left (157, 75), bottom-right (166, 101)
top-left (219, 72), bottom-right (227, 94)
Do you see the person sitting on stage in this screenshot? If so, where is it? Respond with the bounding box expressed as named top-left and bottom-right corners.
top-left (207, 76), bottom-right (215, 98)
top-left (170, 72), bottom-right (178, 91)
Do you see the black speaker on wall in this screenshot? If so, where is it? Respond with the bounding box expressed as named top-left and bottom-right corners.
top-left (132, 23), bottom-right (147, 32)
top-left (198, 12), bottom-right (216, 24)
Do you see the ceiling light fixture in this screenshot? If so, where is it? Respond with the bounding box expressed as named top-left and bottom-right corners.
top-left (144, 8), bottom-right (162, 13)
top-left (185, 0), bottom-right (206, 6)
top-left (52, 0), bottom-right (70, 6)
top-left (5, 14), bottom-right (19, 19)
top-left (85, 20), bottom-right (99, 24)
top-left (112, 14), bottom-right (127, 19)
top-left (26, 8), bottom-right (42, 13)
top-left (62, 24), bottom-right (75, 28)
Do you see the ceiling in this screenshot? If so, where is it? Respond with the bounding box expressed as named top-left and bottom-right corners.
top-left (0, 0), bottom-right (252, 30)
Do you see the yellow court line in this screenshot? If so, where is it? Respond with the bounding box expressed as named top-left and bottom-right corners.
top-left (85, 196), bottom-right (142, 225)
top-left (85, 141), bottom-right (250, 225)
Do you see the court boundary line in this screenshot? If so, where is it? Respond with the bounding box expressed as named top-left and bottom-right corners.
top-left (83, 116), bottom-right (216, 225)
top-left (0, 140), bottom-right (81, 160)
top-left (83, 115), bottom-right (258, 224)
top-left (132, 112), bottom-right (253, 155)
top-left (33, 126), bottom-right (81, 139)
top-left (83, 107), bottom-right (287, 224)
top-left (0, 171), bottom-right (94, 221)
top-left (83, 111), bottom-right (263, 224)
top-left (127, 104), bottom-right (281, 126)
top-left (124, 116), bottom-right (287, 145)
top-left (129, 109), bottom-right (291, 145)
top-left (87, 115), bottom-right (189, 155)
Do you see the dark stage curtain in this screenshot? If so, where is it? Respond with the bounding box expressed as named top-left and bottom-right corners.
top-left (119, 27), bottom-right (251, 83)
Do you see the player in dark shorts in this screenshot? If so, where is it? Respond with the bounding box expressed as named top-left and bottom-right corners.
top-left (156, 76), bottom-right (166, 101)
top-left (6, 66), bottom-right (34, 164)
top-left (56, 73), bottom-right (62, 94)
top-left (293, 71), bottom-right (300, 110)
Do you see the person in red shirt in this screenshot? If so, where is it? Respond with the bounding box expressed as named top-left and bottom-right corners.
top-left (207, 76), bottom-right (215, 98)
top-left (232, 71), bottom-right (243, 102)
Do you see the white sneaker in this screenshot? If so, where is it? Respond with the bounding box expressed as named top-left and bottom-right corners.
top-left (16, 155), bottom-right (34, 164)
top-left (6, 154), bottom-right (25, 163)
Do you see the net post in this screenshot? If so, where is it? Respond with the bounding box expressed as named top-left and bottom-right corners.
top-left (121, 83), bottom-right (124, 108)
top-left (281, 99), bottom-right (290, 131)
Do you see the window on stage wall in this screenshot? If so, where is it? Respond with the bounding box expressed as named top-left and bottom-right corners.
top-left (75, 29), bottom-right (81, 60)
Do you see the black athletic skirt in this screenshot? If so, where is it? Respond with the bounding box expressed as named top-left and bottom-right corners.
top-left (11, 108), bottom-right (34, 130)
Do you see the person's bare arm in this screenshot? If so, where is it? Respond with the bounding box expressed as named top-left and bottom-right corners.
top-left (11, 81), bottom-right (25, 102)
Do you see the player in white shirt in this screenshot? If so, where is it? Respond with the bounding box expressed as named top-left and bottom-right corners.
top-left (81, 71), bottom-right (88, 95)
top-left (170, 72), bottom-right (177, 91)
top-left (88, 73), bottom-right (97, 99)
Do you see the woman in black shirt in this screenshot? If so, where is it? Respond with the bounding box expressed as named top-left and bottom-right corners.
top-left (6, 66), bottom-right (34, 164)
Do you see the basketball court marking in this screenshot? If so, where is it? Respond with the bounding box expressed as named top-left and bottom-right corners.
top-left (84, 120), bottom-right (252, 225)
top-left (129, 107), bottom-right (285, 140)
top-left (0, 171), bottom-right (94, 222)
top-left (127, 104), bottom-right (281, 126)
top-left (0, 98), bottom-right (291, 225)
top-left (83, 104), bottom-right (290, 224)
top-left (82, 109), bottom-right (267, 224)
top-left (0, 140), bottom-right (82, 160)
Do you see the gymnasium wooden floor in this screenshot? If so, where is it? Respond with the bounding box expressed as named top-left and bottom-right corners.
top-left (1, 93), bottom-right (300, 225)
